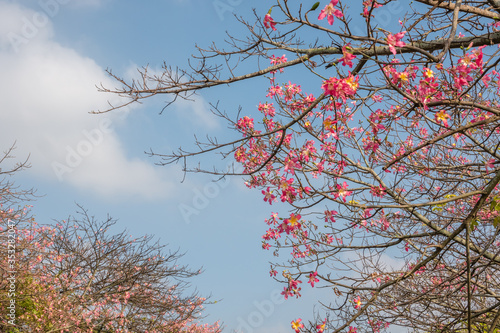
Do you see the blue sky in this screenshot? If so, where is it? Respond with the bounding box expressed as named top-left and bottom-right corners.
top-left (0, 1), bottom-right (317, 332)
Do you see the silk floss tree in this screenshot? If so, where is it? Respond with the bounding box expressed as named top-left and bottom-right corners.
top-left (100, 1), bottom-right (500, 332)
top-left (0, 147), bottom-right (220, 333)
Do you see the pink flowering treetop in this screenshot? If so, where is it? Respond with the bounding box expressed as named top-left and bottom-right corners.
top-left (0, 180), bottom-right (220, 333)
top-left (101, 1), bottom-right (500, 332)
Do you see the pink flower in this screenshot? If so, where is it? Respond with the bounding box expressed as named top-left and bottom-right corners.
top-left (349, 327), bottom-right (358, 333)
top-left (435, 110), bottom-right (451, 127)
top-left (269, 54), bottom-right (287, 73)
top-left (321, 77), bottom-right (340, 96)
top-left (472, 45), bottom-right (486, 68)
top-left (334, 182), bottom-right (352, 202)
top-left (281, 287), bottom-right (293, 299)
top-left (289, 278), bottom-right (302, 291)
top-left (291, 318), bottom-right (304, 332)
top-left (279, 177), bottom-right (294, 190)
top-left (387, 31), bottom-right (406, 55)
top-left (234, 147), bottom-right (247, 162)
top-left (353, 296), bottom-right (362, 309)
top-left (284, 81), bottom-right (301, 102)
top-left (321, 75), bottom-right (358, 102)
top-left (339, 44), bottom-right (356, 67)
top-left (281, 213), bottom-right (302, 234)
top-left (282, 279), bottom-right (302, 299)
top-left (369, 185), bottom-right (386, 198)
top-left (485, 158), bottom-right (495, 172)
top-left (284, 154), bottom-right (300, 174)
top-left (482, 74), bottom-right (491, 87)
top-left (316, 319), bottom-right (327, 333)
top-left (262, 228), bottom-right (279, 240)
top-left (318, 0), bottom-right (343, 25)
top-left (262, 187), bottom-right (276, 205)
top-left (362, 0), bottom-right (382, 19)
top-left (324, 210), bottom-right (337, 223)
top-left (236, 116), bottom-right (254, 131)
top-left (288, 213), bottom-right (301, 228)
top-left (380, 215), bottom-right (390, 231)
top-left (308, 271), bottom-right (320, 287)
top-left (263, 14), bottom-right (277, 31)
top-left (266, 85), bottom-right (283, 98)
top-left (270, 54), bottom-right (287, 65)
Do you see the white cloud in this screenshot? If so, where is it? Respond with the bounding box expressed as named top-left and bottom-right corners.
top-left (0, 1), bottom-right (53, 51)
top-left (0, 1), bottom-right (173, 200)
